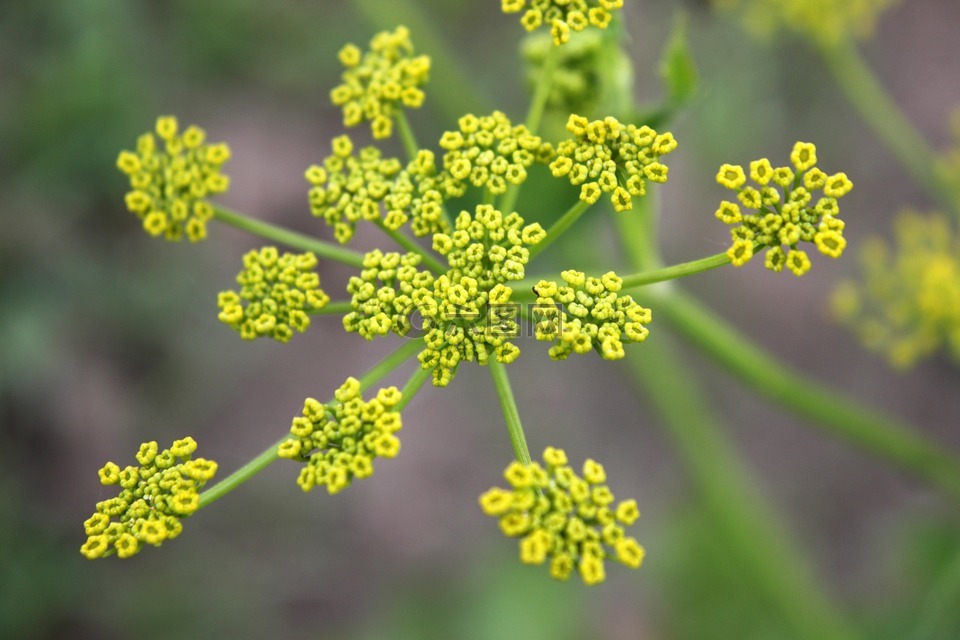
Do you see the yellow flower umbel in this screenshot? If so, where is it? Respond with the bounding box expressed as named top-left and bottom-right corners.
top-left (714, 0), bottom-right (898, 48)
top-left (345, 205), bottom-right (546, 387)
top-left (715, 141), bottom-right (851, 276)
top-left (306, 135), bottom-right (453, 243)
top-left (502, 0), bottom-right (625, 46)
top-left (550, 114), bottom-right (677, 212)
top-left (832, 210), bottom-right (960, 368)
top-left (532, 270), bottom-right (651, 360)
top-left (330, 26), bottom-right (430, 139)
top-left (479, 447), bottom-right (645, 585)
top-left (217, 247), bottom-right (330, 343)
top-left (117, 116), bottom-right (230, 242)
top-left (278, 378), bottom-right (404, 494)
top-left (439, 111), bottom-right (554, 197)
top-left (80, 437), bottom-right (217, 560)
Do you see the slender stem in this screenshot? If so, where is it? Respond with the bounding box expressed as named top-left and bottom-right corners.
top-left (373, 220), bottom-right (446, 274)
top-left (213, 206), bottom-right (365, 268)
top-left (527, 200), bottom-right (593, 262)
top-left (625, 335), bottom-right (859, 640)
top-left (525, 41), bottom-right (561, 136)
top-left (819, 39), bottom-right (958, 216)
top-left (308, 301), bottom-right (354, 316)
top-left (619, 252), bottom-right (731, 289)
top-left (497, 42), bottom-right (563, 216)
top-left (488, 360), bottom-right (532, 464)
top-left (396, 365), bottom-right (431, 412)
top-left (394, 111), bottom-right (420, 163)
top-left (655, 289), bottom-right (960, 502)
top-left (198, 338), bottom-right (425, 508)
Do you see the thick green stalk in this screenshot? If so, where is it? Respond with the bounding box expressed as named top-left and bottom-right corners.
top-left (198, 338), bottom-right (424, 507)
top-left (910, 544), bottom-right (960, 640)
top-left (625, 336), bottom-right (859, 640)
top-left (374, 219), bottom-right (446, 274)
top-left (819, 40), bottom-right (958, 216)
top-left (654, 289), bottom-right (960, 502)
top-left (527, 200), bottom-right (593, 262)
top-left (488, 360), bottom-right (532, 464)
top-left (213, 206), bottom-right (365, 268)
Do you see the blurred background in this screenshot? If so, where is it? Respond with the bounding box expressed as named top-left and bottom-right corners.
top-left (2, 0), bottom-right (959, 638)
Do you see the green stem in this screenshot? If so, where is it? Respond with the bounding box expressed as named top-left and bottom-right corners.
top-left (655, 289), bottom-right (960, 502)
top-left (619, 252), bottom-right (731, 289)
top-left (213, 206), bottom-right (365, 268)
top-left (525, 41), bottom-right (561, 136)
top-left (394, 110), bottom-right (420, 163)
top-left (527, 200), bottom-right (593, 262)
top-left (374, 220), bottom-right (446, 274)
top-left (625, 336), bottom-right (859, 640)
top-left (308, 301), bottom-right (354, 316)
top-left (910, 543), bottom-right (960, 640)
top-left (497, 41), bottom-right (563, 216)
top-left (198, 338), bottom-right (424, 508)
top-left (819, 39), bottom-right (958, 216)
top-left (396, 365), bottom-right (431, 412)
top-left (488, 360), bottom-right (532, 464)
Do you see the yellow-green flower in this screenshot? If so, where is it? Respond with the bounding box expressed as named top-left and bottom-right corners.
top-left (345, 205), bottom-right (545, 387)
top-left (714, 0), bottom-right (899, 48)
top-left (832, 210), bottom-right (960, 368)
top-left (479, 447), bottom-right (645, 585)
top-left (80, 438), bottom-right (217, 560)
top-left (217, 247), bottom-right (330, 343)
top-left (503, 0), bottom-right (625, 46)
top-left (278, 378), bottom-right (404, 494)
top-left (117, 116), bottom-right (230, 242)
top-left (306, 135), bottom-right (453, 243)
top-left (550, 114), bottom-right (677, 212)
top-left (532, 270), bottom-right (651, 360)
top-left (714, 141), bottom-right (851, 276)
top-left (330, 26), bottom-right (430, 139)
top-left (439, 111), bottom-right (554, 197)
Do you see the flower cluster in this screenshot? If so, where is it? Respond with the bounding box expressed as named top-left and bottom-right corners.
top-left (479, 447), bottom-right (645, 585)
top-left (550, 114), bottom-right (677, 212)
top-left (532, 270), bottom-right (651, 361)
top-left (714, 141), bottom-right (852, 276)
top-left (832, 211), bottom-right (960, 368)
top-left (715, 0), bottom-right (899, 48)
top-left (306, 136), bottom-right (451, 243)
top-left (80, 437), bottom-right (217, 560)
top-left (439, 111), bottom-right (553, 196)
top-left (278, 378), bottom-right (404, 494)
top-left (344, 249), bottom-right (434, 340)
top-left (502, 0), bottom-right (624, 46)
top-left (330, 26), bottom-right (430, 139)
top-left (217, 247), bottom-right (330, 343)
top-left (344, 206), bottom-right (544, 386)
top-left (117, 116), bottom-right (230, 242)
